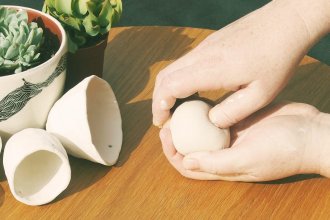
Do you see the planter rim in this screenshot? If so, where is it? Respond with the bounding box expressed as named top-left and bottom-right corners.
top-left (0, 5), bottom-right (67, 79)
top-left (72, 32), bottom-right (109, 53)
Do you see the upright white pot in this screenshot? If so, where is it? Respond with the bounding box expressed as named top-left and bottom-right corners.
top-left (0, 6), bottom-right (67, 141)
top-left (46, 75), bottom-right (123, 166)
top-left (3, 128), bottom-right (71, 206)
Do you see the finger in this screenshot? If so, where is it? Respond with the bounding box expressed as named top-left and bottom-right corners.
top-left (183, 148), bottom-right (247, 175)
top-left (159, 128), bottom-right (177, 158)
top-left (155, 50), bottom-right (200, 88)
top-left (152, 61), bottom-right (227, 127)
top-left (209, 82), bottom-right (271, 128)
top-left (160, 127), bottom-right (222, 180)
top-left (182, 147), bottom-right (261, 182)
top-left (233, 101), bottom-right (320, 134)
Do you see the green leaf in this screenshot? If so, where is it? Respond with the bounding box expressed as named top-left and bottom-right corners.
top-left (5, 44), bottom-right (19, 59)
top-left (0, 56), bottom-right (4, 65)
top-left (60, 14), bottom-right (81, 31)
top-left (44, 0), bottom-right (56, 9)
top-left (98, 0), bottom-right (112, 28)
top-left (55, 0), bottom-right (75, 15)
top-left (75, 0), bottom-right (89, 16)
top-left (82, 14), bottom-right (100, 36)
top-left (0, 7), bottom-right (43, 73)
top-left (66, 31), bottom-right (79, 53)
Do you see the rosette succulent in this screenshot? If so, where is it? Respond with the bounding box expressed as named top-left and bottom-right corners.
top-left (0, 6), bottom-right (44, 74)
top-left (43, 0), bottom-right (122, 52)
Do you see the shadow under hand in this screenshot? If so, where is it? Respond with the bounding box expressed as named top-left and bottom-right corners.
top-left (0, 149), bottom-right (5, 182)
top-left (276, 62), bottom-right (330, 113)
top-left (0, 184), bottom-right (4, 208)
top-left (256, 61), bottom-right (330, 184)
top-left (260, 174), bottom-right (322, 185)
top-left (103, 27), bottom-right (196, 166)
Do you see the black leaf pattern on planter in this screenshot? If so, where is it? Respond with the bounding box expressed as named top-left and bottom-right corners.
top-left (0, 54), bottom-right (67, 122)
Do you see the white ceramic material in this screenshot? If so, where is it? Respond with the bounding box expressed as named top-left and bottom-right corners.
top-left (3, 128), bottom-right (71, 206)
top-left (170, 100), bottom-right (230, 155)
top-left (46, 75), bottom-right (123, 166)
top-left (0, 6), bottom-right (67, 140)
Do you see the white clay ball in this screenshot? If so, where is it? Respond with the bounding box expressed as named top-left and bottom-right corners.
top-left (170, 100), bottom-right (230, 155)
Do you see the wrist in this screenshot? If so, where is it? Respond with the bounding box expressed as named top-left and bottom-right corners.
top-left (273, 0), bottom-right (330, 43)
top-left (311, 113), bottom-right (330, 177)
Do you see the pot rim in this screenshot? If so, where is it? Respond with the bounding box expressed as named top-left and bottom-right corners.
top-left (0, 5), bottom-right (67, 80)
top-left (71, 32), bottom-right (109, 54)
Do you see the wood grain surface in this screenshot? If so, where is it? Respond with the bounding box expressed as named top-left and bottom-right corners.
top-left (1, 26), bottom-right (330, 219)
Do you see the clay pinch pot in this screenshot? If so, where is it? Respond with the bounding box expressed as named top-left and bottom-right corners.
top-left (0, 6), bottom-right (67, 141)
top-left (66, 33), bottom-right (108, 90)
top-left (3, 128), bottom-right (71, 206)
top-left (46, 75), bottom-right (123, 166)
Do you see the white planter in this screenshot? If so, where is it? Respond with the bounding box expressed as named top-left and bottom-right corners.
top-left (3, 128), bottom-right (71, 206)
top-left (46, 75), bottom-right (122, 166)
top-left (0, 6), bottom-right (67, 140)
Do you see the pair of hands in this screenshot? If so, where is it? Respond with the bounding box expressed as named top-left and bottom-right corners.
top-left (160, 102), bottom-right (328, 181)
top-left (152, 0), bottom-right (330, 181)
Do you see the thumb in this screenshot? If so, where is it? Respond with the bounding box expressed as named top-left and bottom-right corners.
top-left (209, 83), bottom-right (270, 128)
top-left (182, 147), bottom-right (250, 176)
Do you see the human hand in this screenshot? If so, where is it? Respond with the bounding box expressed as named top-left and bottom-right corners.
top-left (152, 0), bottom-right (330, 128)
top-left (160, 102), bottom-right (330, 181)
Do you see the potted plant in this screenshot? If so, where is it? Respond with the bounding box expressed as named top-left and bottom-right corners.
top-left (0, 5), bottom-right (67, 140)
top-left (42, 0), bottom-right (122, 89)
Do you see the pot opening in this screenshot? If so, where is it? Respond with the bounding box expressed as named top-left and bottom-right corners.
top-left (13, 150), bottom-right (68, 203)
top-left (28, 10), bottom-right (62, 42)
top-left (86, 78), bottom-right (122, 164)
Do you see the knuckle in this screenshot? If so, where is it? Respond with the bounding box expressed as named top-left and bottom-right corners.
top-left (155, 70), bottom-right (166, 85)
top-left (161, 74), bottom-right (181, 95)
top-left (252, 89), bottom-right (273, 109)
top-left (212, 107), bottom-right (239, 127)
top-left (298, 103), bottom-right (320, 116)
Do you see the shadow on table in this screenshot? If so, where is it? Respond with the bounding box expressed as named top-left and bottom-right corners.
top-left (0, 150), bottom-right (4, 183)
top-left (103, 27), bottom-right (196, 166)
top-left (275, 61), bottom-right (330, 113)
top-left (56, 27), bottom-right (196, 199)
top-left (0, 184), bottom-right (4, 208)
top-left (260, 174), bottom-right (322, 185)
top-left (54, 156), bottom-right (111, 202)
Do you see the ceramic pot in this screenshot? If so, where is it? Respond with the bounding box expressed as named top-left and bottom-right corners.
top-left (3, 128), bottom-right (71, 206)
top-left (0, 6), bottom-right (67, 141)
top-left (46, 75), bottom-right (122, 166)
top-left (66, 33), bottom-right (108, 90)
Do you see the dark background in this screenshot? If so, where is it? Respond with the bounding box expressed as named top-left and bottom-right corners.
top-left (1, 0), bottom-right (329, 65)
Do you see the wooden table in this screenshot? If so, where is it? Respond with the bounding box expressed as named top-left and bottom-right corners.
top-left (1, 26), bottom-right (330, 219)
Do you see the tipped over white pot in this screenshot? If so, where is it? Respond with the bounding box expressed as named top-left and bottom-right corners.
top-left (3, 128), bottom-right (71, 206)
top-left (46, 75), bottom-right (123, 166)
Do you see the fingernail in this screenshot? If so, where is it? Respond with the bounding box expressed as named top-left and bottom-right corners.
top-left (208, 111), bottom-right (220, 127)
top-left (183, 158), bottom-right (199, 170)
top-left (153, 118), bottom-right (162, 128)
top-left (160, 100), bottom-right (169, 110)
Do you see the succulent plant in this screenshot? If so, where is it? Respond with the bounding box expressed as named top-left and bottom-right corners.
top-left (0, 6), bottom-right (44, 74)
top-left (43, 0), bottom-right (122, 53)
